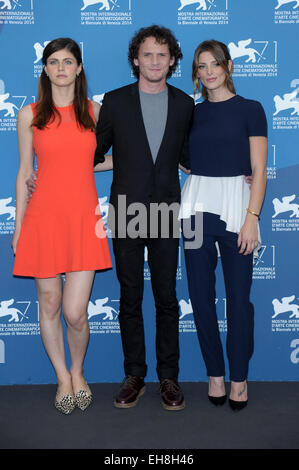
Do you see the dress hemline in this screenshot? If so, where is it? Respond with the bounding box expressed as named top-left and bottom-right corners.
top-left (13, 263), bottom-right (112, 279)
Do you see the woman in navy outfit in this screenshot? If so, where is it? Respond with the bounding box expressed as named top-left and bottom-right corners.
top-left (179, 40), bottom-right (267, 410)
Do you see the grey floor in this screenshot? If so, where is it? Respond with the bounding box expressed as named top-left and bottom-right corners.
top-left (0, 381), bottom-right (298, 450)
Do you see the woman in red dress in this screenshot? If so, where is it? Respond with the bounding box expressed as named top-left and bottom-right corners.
top-left (12, 38), bottom-right (112, 414)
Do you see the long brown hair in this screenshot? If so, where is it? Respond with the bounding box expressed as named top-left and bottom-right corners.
top-left (32, 38), bottom-right (95, 131)
top-left (192, 39), bottom-right (236, 100)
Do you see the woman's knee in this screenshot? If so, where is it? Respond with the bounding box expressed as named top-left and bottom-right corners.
top-left (39, 291), bottom-right (62, 319)
top-left (63, 305), bottom-right (88, 330)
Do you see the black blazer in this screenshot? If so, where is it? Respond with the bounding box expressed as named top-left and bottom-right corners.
top-left (94, 82), bottom-right (194, 226)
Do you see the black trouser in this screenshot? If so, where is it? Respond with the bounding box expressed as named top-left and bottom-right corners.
top-left (112, 235), bottom-right (180, 381)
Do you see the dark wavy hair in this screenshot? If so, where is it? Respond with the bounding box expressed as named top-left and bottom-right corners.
top-left (32, 37), bottom-right (95, 131)
top-left (192, 39), bottom-right (236, 99)
top-left (128, 25), bottom-right (182, 79)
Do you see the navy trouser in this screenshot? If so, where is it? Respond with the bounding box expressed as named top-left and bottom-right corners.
top-left (183, 213), bottom-right (254, 382)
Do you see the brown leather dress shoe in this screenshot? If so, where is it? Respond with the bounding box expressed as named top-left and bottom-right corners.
top-left (160, 379), bottom-right (185, 411)
top-left (114, 376), bottom-right (146, 408)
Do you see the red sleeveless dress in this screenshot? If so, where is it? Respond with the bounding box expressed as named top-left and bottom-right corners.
top-left (13, 102), bottom-right (112, 278)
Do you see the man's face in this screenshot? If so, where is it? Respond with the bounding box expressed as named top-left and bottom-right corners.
top-left (134, 36), bottom-right (175, 84)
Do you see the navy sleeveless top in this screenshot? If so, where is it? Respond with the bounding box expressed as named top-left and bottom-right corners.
top-left (189, 95), bottom-right (267, 177)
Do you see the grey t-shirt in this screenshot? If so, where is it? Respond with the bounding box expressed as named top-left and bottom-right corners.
top-left (139, 88), bottom-right (168, 163)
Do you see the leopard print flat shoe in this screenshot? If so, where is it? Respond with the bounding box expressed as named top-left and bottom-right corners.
top-left (55, 393), bottom-right (76, 415)
top-left (75, 389), bottom-right (93, 411)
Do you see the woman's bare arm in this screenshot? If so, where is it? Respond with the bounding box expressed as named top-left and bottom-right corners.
top-left (238, 136), bottom-right (267, 255)
top-left (12, 105), bottom-right (34, 253)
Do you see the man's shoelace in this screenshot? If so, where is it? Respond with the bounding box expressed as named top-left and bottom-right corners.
top-left (160, 379), bottom-right (179, 393)
top-left (121, 375), bottom-right (141, 389)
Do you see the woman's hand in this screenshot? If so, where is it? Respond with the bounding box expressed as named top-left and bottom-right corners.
top-left (11, 229), bottom-right (20, 255)
top-left (26, 170), bottom-right (37, 201)
top-left (237, 216), bottom-right (258, 255)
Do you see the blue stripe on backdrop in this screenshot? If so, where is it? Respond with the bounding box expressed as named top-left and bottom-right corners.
top-left (0, 0), bottom-right (298, 384)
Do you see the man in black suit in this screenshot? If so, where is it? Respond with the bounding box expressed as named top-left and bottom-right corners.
top-left (94, 25), bottom-right (194, 410)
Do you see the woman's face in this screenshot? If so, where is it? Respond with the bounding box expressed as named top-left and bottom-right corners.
top-left (44, 48), bottom-right (82, 88)
top-left (197, 50), bottom-right (231, 93)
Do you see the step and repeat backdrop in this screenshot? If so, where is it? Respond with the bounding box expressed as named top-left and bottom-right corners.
top-left (0, 0), bottom-right (298, 384)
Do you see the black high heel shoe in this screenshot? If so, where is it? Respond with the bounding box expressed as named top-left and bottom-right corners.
top-left (208, 377), bottom-right (226, 406)
top-left (208, 394), bottom-right (227, 406)
top-left (229, 380), bottom-right (248, 411)
top-left (229, 398), bottom-right (248, 411)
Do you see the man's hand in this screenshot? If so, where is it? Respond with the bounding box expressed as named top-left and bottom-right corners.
top-left (245, 175), bottom-right (253, 186)
top-left (179, 164), bottom-right (190, 174)
top-left (94, 155), bottom-right (113, 172)
top-left (26, 170), bottom-right (37, 201)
